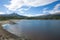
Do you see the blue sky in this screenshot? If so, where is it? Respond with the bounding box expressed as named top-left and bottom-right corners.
top-left (0, 0), bottom-right (60, 16)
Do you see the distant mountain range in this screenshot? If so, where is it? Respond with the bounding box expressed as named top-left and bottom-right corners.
top-left (0, 12), bottom-right (60, 20)
top-left (26, 12), bottom-right (60, 19)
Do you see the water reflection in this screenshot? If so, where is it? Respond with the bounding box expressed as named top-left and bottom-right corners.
top-left (2, 20), bottom-right (60, 40)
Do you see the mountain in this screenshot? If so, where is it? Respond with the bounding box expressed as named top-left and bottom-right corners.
top-left (0, 13), bottom-right (27, 20)
top-left (0, 13), bottom-right (24, 17)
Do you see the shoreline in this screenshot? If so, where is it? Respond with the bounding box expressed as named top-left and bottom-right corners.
top-left (0, 20), bottom-right (20, 40)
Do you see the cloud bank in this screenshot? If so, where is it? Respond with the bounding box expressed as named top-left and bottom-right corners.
top-left (4, 0), bottom-right (57, 11)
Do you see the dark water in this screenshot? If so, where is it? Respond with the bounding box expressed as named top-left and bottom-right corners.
top-left (2, 20), bottom-right (60, 40)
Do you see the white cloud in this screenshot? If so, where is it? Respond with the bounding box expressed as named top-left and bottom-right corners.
top-left (50, 4), bottom-right (60, 14)
top-left (17, 6), bottom-right (31, 13)
top-left (4, 0), bottom-right (57, 11)
top-left (54, 4), bottom-right (60, 10)
top-left (42, 4), bottom-right (60, 14)
top-left (24, 0), bottom-right (57, 7)
top-left (0, 12), bottom-right (5, 14)
top-left (4, 0), bottom-right (24, 11)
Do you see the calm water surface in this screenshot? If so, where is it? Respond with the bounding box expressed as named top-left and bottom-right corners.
top-left (2, 20), bottom-right (60, 40)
